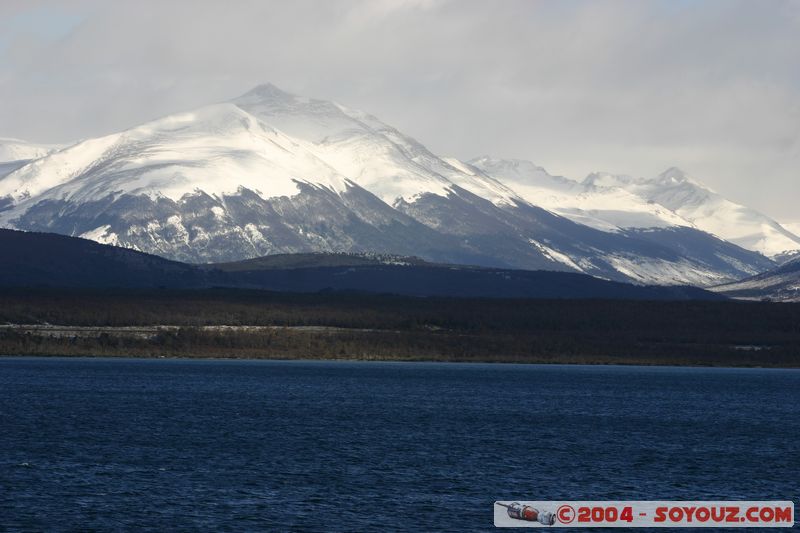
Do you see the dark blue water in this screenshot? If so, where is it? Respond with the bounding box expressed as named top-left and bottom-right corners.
top-left (0, 358), bottom-right (797, 531)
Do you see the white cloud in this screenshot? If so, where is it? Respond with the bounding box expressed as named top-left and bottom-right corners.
top-left (0, 0), bottom-right (798, 219)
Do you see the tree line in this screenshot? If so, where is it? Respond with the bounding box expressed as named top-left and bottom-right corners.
top-left (1, 288), bottom-right (798, 367)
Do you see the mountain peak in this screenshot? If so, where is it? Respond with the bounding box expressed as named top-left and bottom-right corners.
top-left (656, 167), bottom-right (690, 184)
top-left (234, 83), bottom-right (297, 104)
top-left (653, 167), bottom-right (715, 193)
top-left (582, 172), bottom-right (637, 188)
top-left (468, 156), bottom-right (550, 176)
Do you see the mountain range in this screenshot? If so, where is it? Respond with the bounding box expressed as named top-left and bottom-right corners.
top-left (713, 256), bottom-right (800, 302)
top-left (1, 83), bottom-right (796, 286)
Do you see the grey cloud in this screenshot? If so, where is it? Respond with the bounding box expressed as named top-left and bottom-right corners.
top-left (0, 0), bottom-right (798, 220)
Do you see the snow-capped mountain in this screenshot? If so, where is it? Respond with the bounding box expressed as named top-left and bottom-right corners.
top-left (0, 104), bottom-right (352, 206)
top-left (582, 168), bottom-right (800, 258)
top-left (469, 157), bottom-right (800, 260)
top-left (469, 157), bottom-right (691, 232)
top-left (232, 84), bottom-right (519, 205)
top-left (0, 83), bottom-right (777, 285)
top-left (713, 256), bottom-right (800, 302)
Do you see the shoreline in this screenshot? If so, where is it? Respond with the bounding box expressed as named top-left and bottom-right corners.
top-left (2, 348), bottom-right (797, 370)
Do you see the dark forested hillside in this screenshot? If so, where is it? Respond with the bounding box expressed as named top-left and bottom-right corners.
top-left (0, 229), bottom-right (206, 288)
top-left (0, 229), bottom-right (723, 300)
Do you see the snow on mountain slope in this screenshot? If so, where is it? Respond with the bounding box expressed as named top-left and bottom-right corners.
top-left (0, 138), bottom-right (62, 163)
top-left (0, 103), bottom-right (350, 212)
top-left (585, 167), bottom-right (800, 258)
top-left (0, 97), bottom-right (510, 265)
top-left (0, 160), bottom-right (31, 181)
top-left (0, 138), bottom-right (64, 183)
top-left (232, 84), bottom-right (519, 206)
top-left (713, 256), bottom-right (800, 301)
top-left (474, 155), bottom-right (797, 262)
top-left (0, 83), bottom-right (776, 284)
top-left (469, 157), bottom-right (690, 232)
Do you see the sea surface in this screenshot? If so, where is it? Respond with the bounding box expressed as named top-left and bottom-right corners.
top-left (0, 358), bottom-right (797, 531)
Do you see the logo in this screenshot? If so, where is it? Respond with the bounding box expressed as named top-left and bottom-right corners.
top-left (494, 501), bottom-right (794, 528)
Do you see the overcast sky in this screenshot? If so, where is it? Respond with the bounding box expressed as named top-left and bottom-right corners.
top-left (1, 0), bottom-right (798, 220)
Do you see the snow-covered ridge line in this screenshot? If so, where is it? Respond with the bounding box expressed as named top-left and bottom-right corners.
top-left (0, 103), bottom-right (355, 212)
top-left (579, 167), bottom-right (800, 257)
top-left (469, 156), bottom-right (800, 258)
top-left (0, 82), bottom-right (789, 285)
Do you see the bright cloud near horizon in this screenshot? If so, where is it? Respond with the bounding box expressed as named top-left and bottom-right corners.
top-left (1, 0), bottom-right (798, 221)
